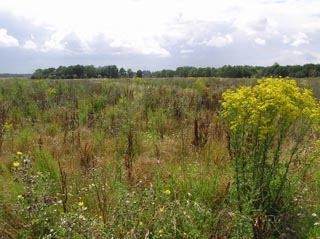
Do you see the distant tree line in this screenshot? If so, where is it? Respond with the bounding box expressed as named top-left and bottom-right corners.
top-left (31, 63), bottom-right (320, 79)
top-left (31, 65), bottom-right (132, 79)
top-left (153, 63), bottom-right (320, 78)
top-left (0, 73), bottom-right (31, 78)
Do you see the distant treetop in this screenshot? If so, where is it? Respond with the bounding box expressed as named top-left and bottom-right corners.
top-left (30, 63), bottom-right (320, 79)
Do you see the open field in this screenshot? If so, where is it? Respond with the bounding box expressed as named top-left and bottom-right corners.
top-left (0, 77), bottom-right (320, 238)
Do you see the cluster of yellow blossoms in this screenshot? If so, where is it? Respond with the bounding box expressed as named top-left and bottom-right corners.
top-left (221, 78), bottom-right (320, 140)
top-left (13, 151), bottom-right (23, 168)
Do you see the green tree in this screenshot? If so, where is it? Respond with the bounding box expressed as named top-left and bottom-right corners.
top-left (55, 66), bottom-right (67, 79)
top-left (73, 65), bottom-right (85, 78)
top-left (119, 67), bottom-right (127, 78)
top-left (127, 68), bottom-right (134, 78)
top-left (136, 70), bottom-right (143, 78)
top-left (31, 69), bottom-right (44, 79)
top-left (84, 65), bottom-right (97, 78)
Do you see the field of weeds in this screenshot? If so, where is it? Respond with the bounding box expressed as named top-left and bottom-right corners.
top-left (0, 77), bottom-right (320, 238)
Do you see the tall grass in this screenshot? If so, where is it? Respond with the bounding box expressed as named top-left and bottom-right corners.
top-left (0, 77), bottom-right (319, 238)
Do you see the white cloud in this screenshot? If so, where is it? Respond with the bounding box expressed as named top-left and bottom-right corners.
top-left (282, 32), bottom-right (310, 47)
top-left (0, 0), bottom-right (319, 53)
top-left (0, 28), bottom-right (19, 47)
top-left (276, 49), bottom-right (320, 65)
top-left (23, 40), bottom-right (37, 50)
top-left (110, 37), bottom-right (170, 57)
top-left (290, 32), bottom-right (310, 47)
top-left (0, 0), bottom-right (178, 56)
top-left (282, 35), bottom-right (290, 44)
top-left (1, 0), bottom-right (320, 71)
top-left (254, 38), bottom-right (266, 45)
top-left (293, 50), bottom-right (303, 55)
top-left (206, 34), bottom-right (233, 48)
top-left (180, 49), bottom-right (194, 54)
top-left (235, 17), bottom-right (278, 36)
top-left (41, 32), bottom-right (67, 52)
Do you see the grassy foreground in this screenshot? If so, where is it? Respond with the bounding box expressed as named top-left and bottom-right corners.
top-left (0, 77), bottom-right (319, 238)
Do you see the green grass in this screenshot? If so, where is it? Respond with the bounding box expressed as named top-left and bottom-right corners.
top-left (0, 77), bottom-right (319, 238)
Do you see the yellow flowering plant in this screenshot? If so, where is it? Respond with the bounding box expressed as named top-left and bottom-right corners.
top-left (13, 161), bottom-right (20, 168)
top-left (47, 87), bottom-right (56, 96)
top-left (16, 151), bottom-right (23, 156)
top-left (221, 78), bottom-right (320, 228)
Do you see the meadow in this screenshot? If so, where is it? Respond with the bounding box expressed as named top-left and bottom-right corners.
top-left (0, 77), bottom-right (320, 238)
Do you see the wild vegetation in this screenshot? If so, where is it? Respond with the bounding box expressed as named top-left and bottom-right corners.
top-left (0, 77), bottom-right (320, 238)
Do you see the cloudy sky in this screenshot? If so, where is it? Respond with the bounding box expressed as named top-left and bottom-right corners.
top-left (0, 0), bottom-right (320, 73)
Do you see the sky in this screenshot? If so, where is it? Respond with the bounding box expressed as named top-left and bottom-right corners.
top-left (0, 0), bottom-right (320, 73)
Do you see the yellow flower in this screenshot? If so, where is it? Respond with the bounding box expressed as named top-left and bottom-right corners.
top-left (159, 207), bottom-right (164, 213)
top-left (16, 151), bottom-right (23, 156)
top-left (13, 162), bottom-right (20, 168)
top-left (164, 189), bottom-right (171, 195)
top-left (17, 195), bottom-right (23, 199)
top-left (78, 201), bottom-right (84, 207)
top-left (139, 221), bottom-right (143, 226)
top-left (47, 87), bottom-right (56, 95)
top-left (183, 232), bottom-right (187, 237)
top-left (158, 229), bottom-right (163, 234)
top-left (31, 219), bottom-right (37, 225)
top-left (4, 122), bottom-right (12, 130)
